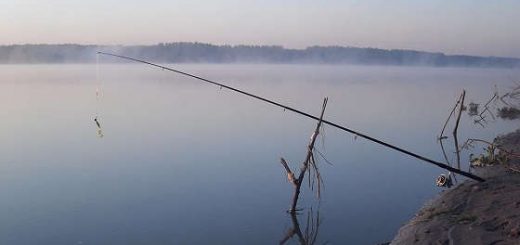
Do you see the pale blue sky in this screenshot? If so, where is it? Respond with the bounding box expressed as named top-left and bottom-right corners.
top-left (1, 0), bottom-right (519, 57)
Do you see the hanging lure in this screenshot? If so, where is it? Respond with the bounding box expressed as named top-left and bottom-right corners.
top-left (94, 53), bottom-right (104, 138)
top-left (94, 116), bottom-right (104, 138)
top-left (94, 117), bottom-right (101, 128)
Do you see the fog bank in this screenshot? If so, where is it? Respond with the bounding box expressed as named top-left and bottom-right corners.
top-left (1, 43), bottom-right (520, 68)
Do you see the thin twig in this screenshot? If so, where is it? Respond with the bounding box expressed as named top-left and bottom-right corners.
top-left (280, 158), bottom-right (297, 186)
top-left (438, 92), bottom-right (464, 172)
top-left (315, 149), bottom-right (334, 166)
top-left (453, 90), bottom-right (466, 170)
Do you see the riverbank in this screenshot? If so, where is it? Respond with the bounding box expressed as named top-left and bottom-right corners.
top-left (391, 129), bottom-right (520, 244)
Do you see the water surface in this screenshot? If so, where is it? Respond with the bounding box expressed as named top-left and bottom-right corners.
top-left (0, 64), bottom-right (518, 244)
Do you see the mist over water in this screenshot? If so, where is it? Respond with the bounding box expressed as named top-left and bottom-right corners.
top-left (2, 44), bottom-right (520, 68)
top-left (0, 64), bottom-right (518, 244)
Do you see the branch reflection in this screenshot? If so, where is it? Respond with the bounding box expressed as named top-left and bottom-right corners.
top-left (280, 207), bottom-right (326, 245)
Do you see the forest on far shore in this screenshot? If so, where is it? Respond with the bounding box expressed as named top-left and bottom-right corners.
top-left (1, 43), bottom-right (520, 68)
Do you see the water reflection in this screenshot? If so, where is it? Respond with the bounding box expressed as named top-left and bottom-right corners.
top-left (2, 64), bottom-right (519, 244)
top-left (280, 207), bottom-right (325, 245)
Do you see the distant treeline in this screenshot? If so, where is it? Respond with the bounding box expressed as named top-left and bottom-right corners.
top-left (1, 43), bottom-right (520, 68)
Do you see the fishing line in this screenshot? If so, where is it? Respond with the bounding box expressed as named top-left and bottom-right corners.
top-left (94, 53), bottom-right (104, 138)
top-left (97, 52), bottom-right (485, 182)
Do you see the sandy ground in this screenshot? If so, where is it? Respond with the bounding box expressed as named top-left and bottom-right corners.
top-left (390, 129), bottom-right (520, 245)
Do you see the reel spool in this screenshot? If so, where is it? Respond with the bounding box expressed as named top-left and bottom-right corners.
top-left (436, 174), bottom-right (453, 188)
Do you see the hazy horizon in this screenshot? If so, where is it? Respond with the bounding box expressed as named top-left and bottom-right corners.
top-left (1, 0), bottom-right (519, 58)
top-left (2, 43), bottom-right (520, 67)
top-left (1, 42), bottom-right (519, 59)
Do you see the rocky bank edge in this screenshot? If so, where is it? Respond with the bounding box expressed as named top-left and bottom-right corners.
top-left (390, 129), bottom-right (520, 245)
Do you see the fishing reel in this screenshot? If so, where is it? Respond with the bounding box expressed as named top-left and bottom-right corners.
top-left (436, 174), bottom-right (453, 188)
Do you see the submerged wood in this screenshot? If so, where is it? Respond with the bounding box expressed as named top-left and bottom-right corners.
top-left (438, 91), bottom-right (465, 182)
top-left (97, 52), bottom-right (485, 182)
top-left (453, 90), bottom-right (466, 170)
top-left (281, 98), bottom-right (327, 213)
top-left (474, 92), bottom-right (498, 125)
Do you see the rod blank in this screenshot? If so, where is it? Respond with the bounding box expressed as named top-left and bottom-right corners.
top-left (97, 51), bottom-right (485, 182)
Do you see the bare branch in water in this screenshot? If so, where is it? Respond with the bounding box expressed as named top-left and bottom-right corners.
top-left (437, 91), bottom-right (465, 184)
top-left (280, 158), bottom-right (297, 186)
top-left (473, 83), bottom-right (520, 123)
top-left (453, 90), bottom-right (466, 170)
top-left (280, 98), bottom-right (328, 214)
top-left (438, 92), bottom-right (465, 167)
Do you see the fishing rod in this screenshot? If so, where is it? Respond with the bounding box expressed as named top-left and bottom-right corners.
top-left (97, 51), bottom-right (485, 182)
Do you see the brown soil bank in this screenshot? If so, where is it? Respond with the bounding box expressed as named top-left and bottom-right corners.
top-left (391, 129), bottom-right (520, 245)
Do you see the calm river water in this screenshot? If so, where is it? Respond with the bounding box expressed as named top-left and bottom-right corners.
top-left (0, 64), bottom-right (518, 244)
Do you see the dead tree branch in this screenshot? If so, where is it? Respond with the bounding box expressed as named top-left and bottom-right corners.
top-left (438, 91), bottom-right (465, 181)
top-left (281, 97), bottom-right (328, 214)
top-left (453, 90), bottom-right (466, 170)
top-left (280, 158), bottom-right (297, 186)
top-left (474, 93), bottom-right (497, 125)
